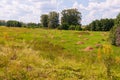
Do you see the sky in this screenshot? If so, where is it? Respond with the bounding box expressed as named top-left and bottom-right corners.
top-left (0, 0), bottom-right (120, 25)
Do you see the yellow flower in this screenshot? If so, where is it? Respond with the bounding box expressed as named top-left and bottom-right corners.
top-left (115, 57), bottom-right (120, 64)
top-left (102, 44), bottom-right (112, 55)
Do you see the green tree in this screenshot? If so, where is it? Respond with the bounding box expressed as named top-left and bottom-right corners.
top-left (90, 21), bottom-right (96, 31)
top-left (58, 23), bottom-right (69, 30)
top-left (95, 20), bottom-right (102, 31)
top-left (40, 14), bottom-right (49, 27)
top-left (86, 18), bottom-right (114, 31)
top-left (27, 23), bottom-right (38, 28)
top-left (48, 11), bottom-right (59, 28)
top-left (61, 8), bottom-right (82, 26)
top-left (69, 25), bottom-right (82, 30)
top-left (6, 20), bottom-right (22, 27)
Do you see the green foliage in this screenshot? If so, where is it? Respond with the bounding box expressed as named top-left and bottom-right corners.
top-left (27, 23), bottom-right (41, 28)
top-left (109, 26), bottom-right (117, 45)
top-left (48, 11), bottom-right (59, 28)
top-left (115, 13), bottom-right (120, 26)
top-left (7, 20), bottom-right (22, 27)
top-left (61, 8), bottom-right (82, 26)
top-left (76, 25), bottom-right (82, 31)
top-left (69, 25), bottom-right (82, 31)
top-left (20, 22), bottom-right (27, 27)
top-left (40, 14), bottom-right (49, 27)
top-left (109, 13), bottom-right (120, 46)
top-left (58, 23), bottom-right (69, 30)
top-left (69, 25), bottom-right (76, 30)
top-left (39, 8), bottom-right (82, 30)
top-left (86, 19), bottom-right (114, 31)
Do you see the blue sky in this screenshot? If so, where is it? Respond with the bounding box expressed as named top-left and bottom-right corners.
top-left (0, 0), bottom-right (120, 25)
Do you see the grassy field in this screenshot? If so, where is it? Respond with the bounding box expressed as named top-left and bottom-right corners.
top-left (0, 26), bottom-right (120, 80)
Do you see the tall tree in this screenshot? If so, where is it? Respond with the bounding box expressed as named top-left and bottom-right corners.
top-left (48, 11), bottom-right (59, 28)
top-left (86, 18), bottom-right (114, 31)
top-left (40, 14), bottom-right (49, 27)
top-left (61, 8), bottom-right (82, 26)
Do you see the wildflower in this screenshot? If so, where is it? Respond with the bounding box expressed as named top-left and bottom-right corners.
top-left (115, 57), bottom-right (120, 64)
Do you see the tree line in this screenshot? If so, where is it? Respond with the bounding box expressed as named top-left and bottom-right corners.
top-left (0, 9), bottom-right (82, 30)
top-left (0, 8), bottom-right (119, 32)
top-left (40, 9), bottom-right (82, 30)
top-left (85, 18), bottom-right (115, 31)
top-left (0, 20), bottom-right (41, 28)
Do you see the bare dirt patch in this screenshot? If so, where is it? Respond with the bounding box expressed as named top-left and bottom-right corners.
top-left (78, 35), bottom-right (82, 38)
top-left (84, 38), bottom-right (89, 40)
top-left (84, 46), bottom-right (94, 51)
top-left (75, 31), bottom-right (90, 35)
top-left (95, 44), bottom-right (102, 48)
top-left (76, 41), bottom-right (84, 45)
top-left (61, 40), bottom-right (66, 43)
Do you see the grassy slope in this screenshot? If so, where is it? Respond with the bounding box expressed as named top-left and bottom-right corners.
top-left (0, 26), bottom-right (120, 80)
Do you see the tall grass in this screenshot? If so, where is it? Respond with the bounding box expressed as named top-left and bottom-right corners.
top-left (0, 27), bottom-right (120, 79)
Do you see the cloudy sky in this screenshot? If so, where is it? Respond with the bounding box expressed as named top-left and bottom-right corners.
top-left (0, 0), bottom-right (120, 25)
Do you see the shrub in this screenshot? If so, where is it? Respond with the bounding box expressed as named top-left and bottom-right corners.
top-left (69, 25), bottom-right (75, 30)
top-left (109, 13), bottom-right (120, 46)
top-left (75, 25), bottom-right (82, 31)
top-left (69, 25), bottom-right (82, 31)
top-left (109, 26), bottom-right (117, 45)
top-left (58, 23), bottom-right (69, 30)
top-left (115, 27), bottom-right (120, 46)
top-left (109, 26), bottom-right (120, 46)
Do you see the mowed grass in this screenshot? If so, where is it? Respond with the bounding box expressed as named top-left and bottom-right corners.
top-left (0, 26), bottom-right (120, 80)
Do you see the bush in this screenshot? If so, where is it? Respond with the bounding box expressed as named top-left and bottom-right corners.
top-left (58, 23), bottom-right (69, 30)
top-left (69, 25), bottom-right (82, 31)
top-left (115, 27), bottom-right (120, 46)
top-left (109, 26), bottom-right (117, 45)
top-left (109, 26), bottom-right (120, 46)
top-left (75, 25), bottom-right (82, 31)
top-left (109, 13), bottom-right (120, 46)
top-left (7, 20), bottom-right (22, 27)
top-left (69, 25), bottom-right (75, 30)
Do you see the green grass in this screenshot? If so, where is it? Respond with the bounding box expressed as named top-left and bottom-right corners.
top-left (0, 26), bottom-right (120, 80)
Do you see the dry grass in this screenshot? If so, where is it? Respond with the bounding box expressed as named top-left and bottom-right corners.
top-left (0, 27), bottom-right (120, 80)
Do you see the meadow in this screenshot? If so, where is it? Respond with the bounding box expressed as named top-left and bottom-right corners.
top-left (0, 26), bottom-right (120, 80)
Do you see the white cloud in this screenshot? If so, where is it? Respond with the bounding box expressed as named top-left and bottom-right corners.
top-left (73, 0), bottom-right (120, 25)
top-left (0, 0), bottom-right (120, 25)
top-left (0, 0), bottom-right (58, 23)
